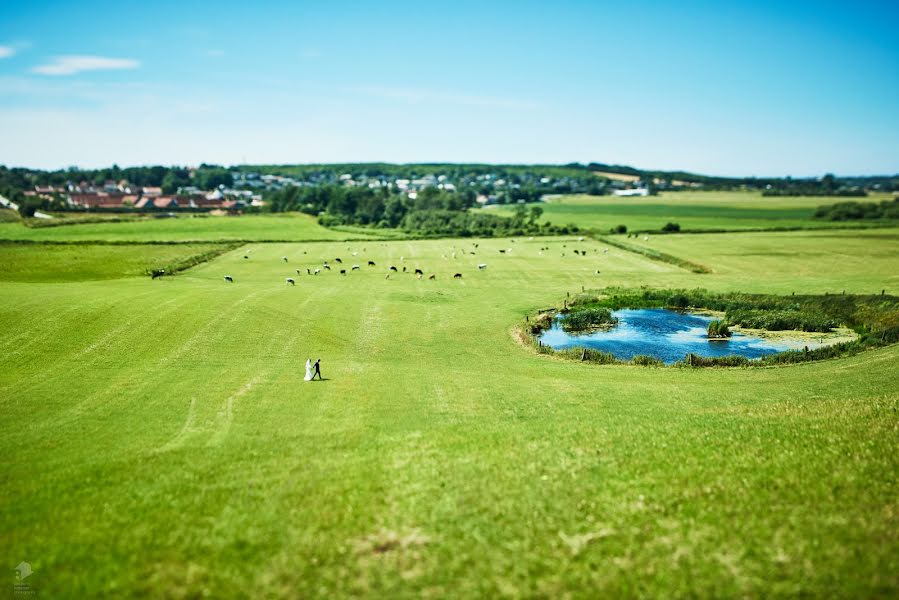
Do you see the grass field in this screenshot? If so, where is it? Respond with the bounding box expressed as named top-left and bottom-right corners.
top-left (621, 228), bottom-right (899, 293)
top-left (0, 242), bottom-right (231, 282)
top-left (493, 191), bottom-right (898, 233)
top-left (1, 221), bottom-right (897, 596)
top-left (0, 212), bottom-right (388, 242)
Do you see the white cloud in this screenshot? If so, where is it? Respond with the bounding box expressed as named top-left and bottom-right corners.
top-left (32, 55), bottom-right (139, 76)
top-left (0, 46), bottom-right (15, 59)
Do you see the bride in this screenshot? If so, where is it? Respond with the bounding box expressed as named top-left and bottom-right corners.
top-left (304, 358), bottom-right (313, 381)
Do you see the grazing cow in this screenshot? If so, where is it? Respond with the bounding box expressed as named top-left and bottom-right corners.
top-left (417, 274), bottom-right (422, 280)
top-left (352, 265), bottom-right (360, 270)
top-left (578, 236), bottom-right (585, 242)
top-left (389, 266), bottom-right (398, 272)
top-left (402, 266), bottom-right (407, 273)
top-left (603, 249), bottom-right (609, 253)
top-left (282, 256), bottom-right (288, 262)
top-left (151, 269), bottom-right (165, 279)
top-left (296, 269), bottom-right (301, 275)
top-left (224, 275), bottom-right (234, 282)
top-left (478, 263), bottom-right (487, 270)
top-left (335, 258), bottom-right (342, 263)
top-left (385, 273), bottom-right (390, 279)
top-left (499, 249), bottom-right (506, 253)
top-left (314, 268), bottom-right (321, 275)
top-left (340, 269), bottom-right (346, 275)
top-left (286, 278), bottom-right (295, 285)
top-left (352, 251), bottom-right (358, 256)
top-left (428, 274), bottom-right (436, 280)
top-left (244, 255), bottom-right (249, 259)
top-left (323, 265), bottom-right (331, 270)
top-left (414, 268), bottom-right (423, 276)
top-left (368, 260), bottom-right (376, 266)
top-left (573, 249), bottom-right (580, 255)
top-left (306, 268), bottom-right (312, 275)
top-left (595, 270), bottom-right (601, 274)
top-left (400, 256), bottom-right (405, 261)
top-left (473, 243), bottom-right (479, 248)
top-left (453, 273), bottom-right (462, 279)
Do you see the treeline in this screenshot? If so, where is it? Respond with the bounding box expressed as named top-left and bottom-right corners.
top-left (814, 197), bottom-right (899, 221)
top-left (0, 164), bottom-right (233, 193)
top-left (761, 173), bottom-right (866, 197)
top-left (269, 185), bottom-right (574, 236)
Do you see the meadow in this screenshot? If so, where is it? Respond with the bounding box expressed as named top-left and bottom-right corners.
top-left (0, 212), bottom-right (388, 242)
top-left (0, 214), bottom-right (897, 596)
top-left (493, 191), bottom-right (899, 232)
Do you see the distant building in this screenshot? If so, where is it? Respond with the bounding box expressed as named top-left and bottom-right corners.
top-left (613, 188), bottom-right (650, 197)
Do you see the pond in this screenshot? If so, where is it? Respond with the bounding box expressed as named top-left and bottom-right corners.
top-left (538, 308), bottom-right (804, 364)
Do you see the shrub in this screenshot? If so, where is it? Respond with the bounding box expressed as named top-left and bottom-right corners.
top-left (683, 353), bottom-right (750, 367)
top-left (662, 222), bottom-right (681, 232)
top-left (560, 307), bottom-right (617, 333)
top-left (707, 319), bottom-right (732, 338)
top-left (611, 224), bottom-right (627, 234)
top-left (632, 354), bottom-right (663, 366)
top-left (556, 347), bottom-right (618, 364)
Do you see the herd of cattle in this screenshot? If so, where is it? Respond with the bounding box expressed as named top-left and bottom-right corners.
top-left (218, 240), bottom-right (613, 285)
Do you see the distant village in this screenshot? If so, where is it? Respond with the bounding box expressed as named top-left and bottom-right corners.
top-left (24, 179), bottom-right (264, 212)
top-left (16, 166), bottom-right (663, 213)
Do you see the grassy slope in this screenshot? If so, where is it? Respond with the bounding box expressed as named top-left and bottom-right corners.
top-left (0, 213), bottom-right (387, 242)
top-left (620, 228), bottom-right (899, 293)
top-left (0, 242), bottom-right (226, 282)
top-left (495, 191), bottom-right (898, 232)
top-left (0, 233), bottom-right (897, 597)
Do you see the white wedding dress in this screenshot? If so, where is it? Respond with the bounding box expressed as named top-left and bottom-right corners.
top-left (304, 359), bottom-right (313, 381)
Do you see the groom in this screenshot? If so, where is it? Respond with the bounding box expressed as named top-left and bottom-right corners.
top-left (312, 359), bottom-right (323, 380)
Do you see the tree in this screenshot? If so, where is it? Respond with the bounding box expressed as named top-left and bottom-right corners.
top-left (528, 205), bottom-right (543, 224)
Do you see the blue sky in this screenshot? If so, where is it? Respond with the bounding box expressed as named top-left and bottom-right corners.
top-left (0, 0), bottom-right (897, 175)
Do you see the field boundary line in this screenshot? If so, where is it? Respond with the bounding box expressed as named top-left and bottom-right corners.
top-left (592, 234), bottom-right (713, 274)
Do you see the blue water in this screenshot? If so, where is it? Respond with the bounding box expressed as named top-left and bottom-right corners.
top-left (539, 308), bottom-right (793, 364)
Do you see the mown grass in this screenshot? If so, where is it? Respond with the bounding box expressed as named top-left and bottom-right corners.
top-left (492, 190), bottom-right (899, 232)
top-left (0, 242), bottom-right (228, 282)
top-left (0, 212), bottom-right (390, 242)
top-left (622, 228), bottom-right (899, 294)
top-left (0, 230), bottom-right (897, 597)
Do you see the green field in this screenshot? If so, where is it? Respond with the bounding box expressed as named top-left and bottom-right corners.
top-left (0, 212), bottom-right (387, 242)
top-left (0, 242), bottom-right (230, 283)
top-left (1, 221), bottom-right (897, 596)
top-left (493, 191), bottom-right (898, 233)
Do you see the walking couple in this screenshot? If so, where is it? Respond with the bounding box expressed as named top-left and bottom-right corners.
top-left (304, 358), bottom-right (323, 381)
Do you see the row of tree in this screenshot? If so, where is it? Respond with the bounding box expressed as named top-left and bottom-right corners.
top-left (267, 184), bottom-right (565, 236)
top-left (814, 197), bottom-right (899, 221)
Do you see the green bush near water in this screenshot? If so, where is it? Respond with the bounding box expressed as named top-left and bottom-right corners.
top-left (707, 319), bottom-right (732, 338)
top-left (560, 307), bottom-right (618, 333)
